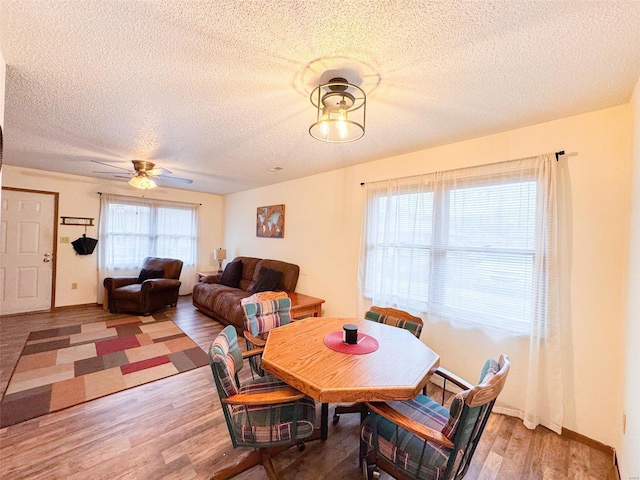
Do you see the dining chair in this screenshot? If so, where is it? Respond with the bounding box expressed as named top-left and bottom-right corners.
top-left (241, 291), bottom-right (292, 377)
top-left (208, 325), bottom-right (317, 480)
top-left (360, 354), bottom-right (510, 480)
top-left (365, 305), bottom-right (424, 337)
top-left (333, 305), bottom-right (424, 424)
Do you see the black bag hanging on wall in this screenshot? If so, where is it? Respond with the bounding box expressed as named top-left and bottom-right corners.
top-left (71, 234), bottom-right (98, 255)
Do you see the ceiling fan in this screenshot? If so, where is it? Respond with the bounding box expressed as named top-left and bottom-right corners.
top-left (91, 159), bottom-right (193, 189)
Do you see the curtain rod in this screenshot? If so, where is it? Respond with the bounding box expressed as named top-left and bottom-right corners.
top-left (360, 150), bottom-right (566, 186)
top-left (97, 192), bottom-right (202, 206)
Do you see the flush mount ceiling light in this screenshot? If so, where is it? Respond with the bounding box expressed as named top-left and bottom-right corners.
top-left (309, 77), bottom-right (366, 143)
top-left (128, 173), bottom-right (157, 189)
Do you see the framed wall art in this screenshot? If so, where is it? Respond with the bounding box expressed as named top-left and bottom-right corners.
top-left (256, 204), bottom-right (285, 238)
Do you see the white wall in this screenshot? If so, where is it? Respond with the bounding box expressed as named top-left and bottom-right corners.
top-left (2, 166), bottom-right (223, 307)
top-left (0, 50), bottom-right (5, 127)
top-left (620, 77), bottom-right (640, 480)
top-left (1, 51), bottom-right (6, 189)
top-left (223, 167), bottom-right (363, 306)
top-left (224, 105), bottom-right (632, 448)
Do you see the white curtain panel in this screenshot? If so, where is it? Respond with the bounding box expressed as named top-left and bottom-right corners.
top-left (359, 153), bottom-right (563, 433)
top-left (97, 193), bottom-right (199, 300)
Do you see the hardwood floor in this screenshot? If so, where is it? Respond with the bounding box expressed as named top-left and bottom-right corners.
top-left (0, 297), bottom-right (617, 480)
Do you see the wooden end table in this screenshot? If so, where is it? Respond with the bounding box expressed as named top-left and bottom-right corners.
top-left (197, 270), bottom-right (220, 281)
top-left (288, 292), bottom-right (325, 320)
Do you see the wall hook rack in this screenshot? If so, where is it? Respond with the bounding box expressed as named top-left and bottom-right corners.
top-left (60, 216), bottom-right (94, 226)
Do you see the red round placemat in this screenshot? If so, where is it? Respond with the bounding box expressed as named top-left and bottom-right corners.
top-left (323, 331), bottom-right (379, 355)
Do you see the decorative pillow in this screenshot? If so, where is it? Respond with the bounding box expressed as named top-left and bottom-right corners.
top-left (219, 259), bottom-right (243, 288)
top-left (250, 267), bottom-right (283, 293)
top-left (137, 268), bottom-right (164, 283)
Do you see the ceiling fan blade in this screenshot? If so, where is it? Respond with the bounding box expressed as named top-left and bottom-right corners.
top-left (147, 167), bottom-right (172, 176)
top-left (155, 175), bottom-right (193, 184)
top-left (90, 159), bottom-right (132, 172)
top-left (113, 174), bottom-right (134, 179)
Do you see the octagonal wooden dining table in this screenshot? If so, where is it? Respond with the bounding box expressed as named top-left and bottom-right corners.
top-left (261, 316), bottom-right (440, 440)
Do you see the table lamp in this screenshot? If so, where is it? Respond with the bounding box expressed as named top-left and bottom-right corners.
top-left (214, 248), bottom-right (227, 273)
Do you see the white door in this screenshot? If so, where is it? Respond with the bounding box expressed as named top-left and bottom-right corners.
top-left (0, 188), bottom-right (56, 315)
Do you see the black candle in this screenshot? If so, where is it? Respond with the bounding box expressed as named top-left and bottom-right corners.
top-left (343, 324), bottom-right (358, 344)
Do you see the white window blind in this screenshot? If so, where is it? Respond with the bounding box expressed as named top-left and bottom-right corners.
top-left (364, 187), bottom-right (434, 311)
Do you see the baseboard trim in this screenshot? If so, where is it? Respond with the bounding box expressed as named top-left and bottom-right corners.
top-left (54, 303), bottom-right (101, 311)
top-left (1, 303), bottom-right (103, 318)
top-left (561, 427), bottom-right (614, 457)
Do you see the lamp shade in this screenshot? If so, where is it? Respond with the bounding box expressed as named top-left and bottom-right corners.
top-left (214, 248), bottom-right (227, 261)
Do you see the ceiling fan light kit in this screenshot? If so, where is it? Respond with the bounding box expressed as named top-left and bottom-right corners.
top-left (309, 77), bottom-right (366, 143)
top-left (129, 174), bottom-right (157, 189)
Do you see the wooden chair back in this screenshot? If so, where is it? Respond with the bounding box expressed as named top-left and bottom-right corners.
top-left (466, 354), bottom-right (510, 408)
top-left (242, 290), bottom-right (289, 304)
top-left (370, 306), bottom-right (423, 327)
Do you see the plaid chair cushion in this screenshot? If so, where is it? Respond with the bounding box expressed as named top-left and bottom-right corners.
top-left (478, 358), bottom-right (500, 384)
top-left (242, 296), bottom-right (292, 337)
top-left (231, 374), bottom-right (316, 444)
top-left (209, 326), bottom-right (244, 397)
top-left (441, 359), bottom-right (498, 439)
top-left (361, 395), bottom-right (452, 479)
top-left (440, 358), bottom-right (502, 455)
top-left (440, 391), bottom-right (468, 439)
top-left (365, 310), bottom-right (423, 338)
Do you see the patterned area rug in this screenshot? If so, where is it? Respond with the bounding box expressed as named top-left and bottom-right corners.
top-left (0, 314), bottom-right (209, 428)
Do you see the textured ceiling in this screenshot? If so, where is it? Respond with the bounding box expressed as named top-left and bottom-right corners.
top-left (1, 1), bottom-right (639, 195)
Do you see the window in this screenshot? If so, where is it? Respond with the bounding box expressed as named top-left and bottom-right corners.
top-left (99, 194), bottom-right (198, 270)
top-left (98, 193), bottom-right (199, 296)
top-left (363, 159), bottom-right (550, 335)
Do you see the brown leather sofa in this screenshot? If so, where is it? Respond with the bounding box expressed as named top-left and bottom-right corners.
top-left (192, 256), bottom-right (299, 331)
top-left (104, 257), bottom-right (183, 316)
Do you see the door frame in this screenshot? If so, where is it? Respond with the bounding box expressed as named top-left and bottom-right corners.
top-left (1, 186), bottom-right (59, 313)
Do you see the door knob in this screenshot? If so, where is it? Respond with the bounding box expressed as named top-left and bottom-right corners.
top-left (43, 252), bottom-right (53, 263)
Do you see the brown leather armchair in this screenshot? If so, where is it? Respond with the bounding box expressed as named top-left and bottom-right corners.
top-left (104, 257), bottom-right (183, 315)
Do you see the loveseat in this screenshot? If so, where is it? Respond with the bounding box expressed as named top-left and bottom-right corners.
top-left (192, 256), bottom-right (300, 331)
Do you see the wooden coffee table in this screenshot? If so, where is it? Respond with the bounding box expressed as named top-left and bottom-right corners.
top-left (262, 317), bottom-right (439, 440)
